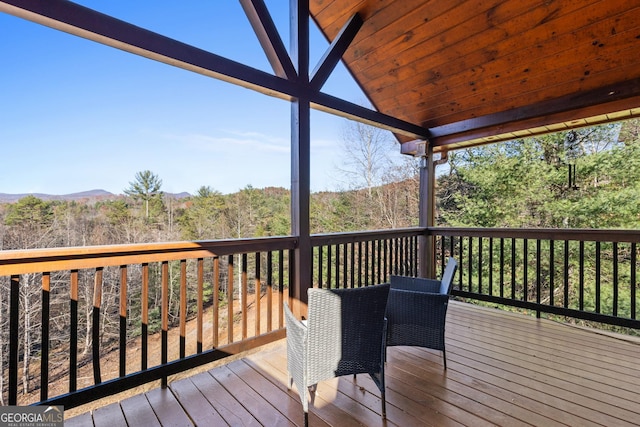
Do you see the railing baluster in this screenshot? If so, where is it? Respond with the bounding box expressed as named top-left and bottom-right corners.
top-left (227, 255), bottom-right (234, 344)
top-left (40, 272), bottom-right (51, 401)
top-left (213, 256), bottom-right (220, 347)
top-left (564, 240), bottom-right (570, 309)
top-left (70, 270), bottom-right (78, 393)
top-left (241, 253), bottom-right (248, 340)
top-left (335, 244), bottom-right (340, 287)
top-left (478, 236), bottom-right (483, 294)
top-left (317, 245), bottom-right (323, 288)
top-left (536, 239), bottom-right (541, 318)
top-left (267, 251), bottom-right (273, 332)
top-left (161, 261), bottom-right (169, 388)
top-left (279, 250), bottom-right (285, 329)
top-left (342, 243), bottom-right (348, 287)
top-left (579, 241), bottom-right (585, 311)
top-left (141, 263), bottom-right (149, 370)
top-left (549, 240), bottom-right (555, 307)
top-left (468, 237), bottom-right (473, 292)
top-left (9, 275), bottom-right (19, 405)
top-left (510, 239), bottom-right (516, 300)
top-left (595, 242), bottom-right (601, 313)
top-left (349, 243), bottom-right (356, 288)
top-left (358, 241), bottom-right (363, 287)
top-left (631, 243), bottom-right (637, 320)
top-left (523, 238), bottom-right (528, 302)
top-left (255, 252), bottom-right (261, 336)
top-left (327, 245), bottom-right (332, 289)
top-left (92, 267), bottom-right (103, 384)
top-left (364, 241), bottom-right (370, 286)
top-left (488, 237), bottom-right (493, 296)
top-left (197, 258), bottom-right (204, 353)
top-left (180, 259), bottom-right (187, 359)
top-left (119, 265), bottom-right (127, 377)
top-left (613, 242), bottom-right (618, 317)
top-left (499, 238), bottom-right (505, 298)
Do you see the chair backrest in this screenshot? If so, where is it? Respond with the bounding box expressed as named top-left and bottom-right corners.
top-left (307, 283), bottom-right (390, 381)
top-left (439, 257), bottom-right (457, 295)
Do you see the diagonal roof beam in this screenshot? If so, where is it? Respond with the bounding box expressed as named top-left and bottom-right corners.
top-left (0, 0), bottom-right (429, 140)
top-left (239, 0), bottom-right (297, 80)
top-left (310, 13), bottom-right (362, 91)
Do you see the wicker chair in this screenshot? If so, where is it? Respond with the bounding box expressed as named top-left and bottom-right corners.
top-left (284, 283), bottom-right (390, 426)
top-left (386, 257), bottom-right (457, 369)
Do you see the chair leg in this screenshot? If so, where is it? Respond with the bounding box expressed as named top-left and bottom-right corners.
top-left (442, 348), bottom-right (447, 370)
top-left (304, 411), bottom-right (309, 427)
top-left (381, 390), bottom-right (386, 419)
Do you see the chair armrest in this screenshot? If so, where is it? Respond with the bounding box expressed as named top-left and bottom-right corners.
top-left (284, 302), bottom-right (307, 349)
top-left (390, 275), bottom-right (441, 293)
top-left (284, 302), bottom-right (308, 392)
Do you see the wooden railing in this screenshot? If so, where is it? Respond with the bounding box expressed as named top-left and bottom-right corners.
top-left (311, 228), bottom-right (422, 289)
top-left (0, 237), bottom-right (295, 408)
top-left (431, 228), bottom-right (640, 330)
top-left (3, 227), bottom-right (639, 409)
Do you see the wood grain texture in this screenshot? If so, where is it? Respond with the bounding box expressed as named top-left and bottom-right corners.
top-left (68, 301), bottom-right (640, 426)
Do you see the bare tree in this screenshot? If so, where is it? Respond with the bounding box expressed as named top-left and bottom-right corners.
top-left (338, 121), bottom-right (396, 196)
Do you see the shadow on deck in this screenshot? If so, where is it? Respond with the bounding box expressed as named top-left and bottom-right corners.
top-left (66, 301), bottom-right (640, 426)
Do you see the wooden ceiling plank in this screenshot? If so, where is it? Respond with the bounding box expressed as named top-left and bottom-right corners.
top-left (240, 0), bottom-right (297, 80)
top-left (412, 8), bottom-right (640, 123)
top-left (368, 0), bottom-right (628, 115)
top-left (413, 58), bottom-right (640, 129)
top-left (351, 0), bottom-right (536, 79)
top-left (350, 0), bottom-right (434, 49)
top-left (310, 13), bottom-right (363, 91)
top-left (311, 0), bottom-right (367, 40)
top-left (346, 0), bottom-right (469, 73)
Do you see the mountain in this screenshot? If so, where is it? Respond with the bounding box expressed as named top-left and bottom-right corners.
top-left (0, 190), bottom-right (191, 203)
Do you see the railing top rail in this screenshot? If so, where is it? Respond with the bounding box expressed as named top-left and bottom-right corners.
top-left (311, 227), bottom-right (425, 246)
top-left (0, 236), bottom-right (297, 275)
top-left (429, 227), bottom-right (640, 243)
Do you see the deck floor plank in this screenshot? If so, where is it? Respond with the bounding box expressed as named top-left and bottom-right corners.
top-left (447, 322), bottom-right (640, 422)
top-left (245, 347), bottom-right (362, 427)
top-left (169, 376), bottom-right (227, 426)
top-left (91, 401), bottom-right (128, 427)
top-left (208, 364), bottom-right (295, 426)
top-left (119, 393), bottom-right (161, 427)
top-left (145, 387), bottom-right (193, 426)
top-left (190, 370), bottom-right (261, 426)
top-left (66, 301), bottom-right (640, 427)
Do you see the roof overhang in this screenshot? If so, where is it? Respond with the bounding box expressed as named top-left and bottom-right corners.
top-left (310, 0), bottom-right (640, 151)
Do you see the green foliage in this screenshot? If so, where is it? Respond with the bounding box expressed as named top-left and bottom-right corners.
top-left (437, 122), bottom-right (636, 229)
top-left (124, 170), bottom-right (163, 219)
top-left (4, 195), bottom-right (53, 227)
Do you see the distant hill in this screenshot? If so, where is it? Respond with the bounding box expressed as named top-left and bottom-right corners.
top-left (0, 190), bottom-right (191, 203)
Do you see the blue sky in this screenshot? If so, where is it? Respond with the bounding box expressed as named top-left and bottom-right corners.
top-left (0, 1), bottom-right (391, 195)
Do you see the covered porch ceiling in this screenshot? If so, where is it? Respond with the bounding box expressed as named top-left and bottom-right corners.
top-left (310, 0), bottom-right (640, 152)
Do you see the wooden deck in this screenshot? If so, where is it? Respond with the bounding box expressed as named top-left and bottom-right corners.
top-left (66, 301), bottom-right (640, 426)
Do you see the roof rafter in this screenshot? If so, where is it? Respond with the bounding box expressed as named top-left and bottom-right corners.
top-left (0, 0), bottom-right (429, 140)
top-left (239, 0), bottom-right (297, 80)
top-left (310, 13), bottom-right (363, 91)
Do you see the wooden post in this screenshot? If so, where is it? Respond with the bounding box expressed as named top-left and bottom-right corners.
top-left (290, 0), bottom-right (311, 318)
top-left (418, 143), bottom-right (436, 278)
